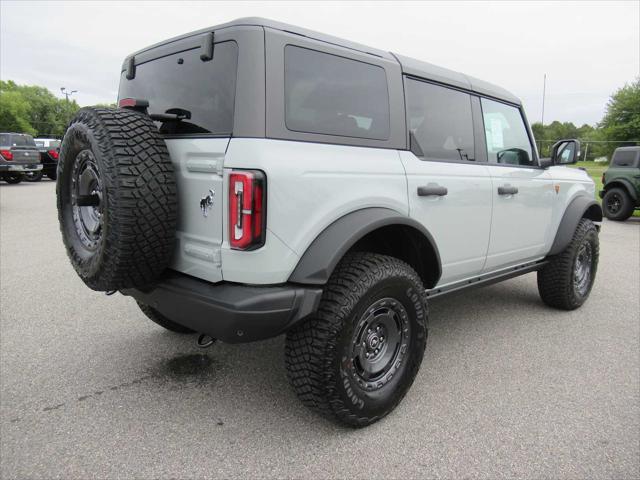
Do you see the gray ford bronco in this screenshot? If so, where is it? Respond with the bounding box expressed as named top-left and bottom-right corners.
top-left (57, 18), bottom-right (602, 427)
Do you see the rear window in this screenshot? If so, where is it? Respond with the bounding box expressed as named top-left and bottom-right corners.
top-left (0, 134), bottom-right (36, 147)
top-left (612, 150), bottom-right (638, 167)
top-left (118, 40), bottom-right (238, 135)
top-left (284, 45), bottom-right (390, 140)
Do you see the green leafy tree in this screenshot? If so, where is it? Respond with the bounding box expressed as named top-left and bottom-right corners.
top-left (599, 78), bottom-right (640, 155)
top-left (0, 87), bottom-right (36, 135)
top-left (0, 80), bottom-right (80, 137)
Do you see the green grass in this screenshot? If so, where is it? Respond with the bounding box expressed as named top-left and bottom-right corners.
top-left (570, 161), bottom-right (640, 217)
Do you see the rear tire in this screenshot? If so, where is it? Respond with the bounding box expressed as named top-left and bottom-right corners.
top-left (4, 174), bottom-right (23, 184)
top-left (602, 187), bottom-right (633, 221)
top-left (57, 107), bottom-right (177, 291)
top-left (537, 218), bottom-right (599, 310)
top-left (285, 252), bottom-right (428, 427)
top-left (137, 301), bottom-right (195, 334)
top-left (47, 170), bottom-right (57, 181)
top-left (24, 170), bottom-right (43, 182)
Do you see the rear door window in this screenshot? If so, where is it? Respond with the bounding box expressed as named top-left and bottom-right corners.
top-left (118, 41), bottom-right (238, 135)
top-left (481, 99), bottom-right (534, 167)
top-left (405, 78), bottom-right (475, 161)
top-left (284, 45), bottom-right (390, 140)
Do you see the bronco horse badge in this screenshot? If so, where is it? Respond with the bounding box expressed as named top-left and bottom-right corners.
top-left (200, 189), bottom-right (215, 217)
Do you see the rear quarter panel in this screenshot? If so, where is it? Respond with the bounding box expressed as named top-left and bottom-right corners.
top-left (222, 138), bottom-right (408, 284)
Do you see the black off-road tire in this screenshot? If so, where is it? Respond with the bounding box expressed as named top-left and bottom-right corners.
top-left (602, 187), bottom-right (634, 221)
top-left (285, 252), bottom-right (428, 427)
top-left (25, 170), bottom-right (43, 182)
top-left (537, 218), bottom-right (599, 310)
top-left (4, 174), bottom-right (23, 184)
top-left (137, 301), bottom-right (195, 334)
top-left (57, 107), bottom-right (177, 291)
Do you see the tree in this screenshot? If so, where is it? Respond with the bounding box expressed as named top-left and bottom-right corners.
top-left (0, 88), bottom-right (36, 135)
top-left (599, 78), bottom-right (640, 153)
top-left (0, 80), bottom-right (80, 137)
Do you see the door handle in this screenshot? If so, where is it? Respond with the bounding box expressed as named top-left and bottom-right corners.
top-left (498, 185), bottom-right (519, 195)
top-left (417, 185), bottom-right (448, 197)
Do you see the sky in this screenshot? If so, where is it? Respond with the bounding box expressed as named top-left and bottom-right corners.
top-left (1, 1), bottom-right (638, 126)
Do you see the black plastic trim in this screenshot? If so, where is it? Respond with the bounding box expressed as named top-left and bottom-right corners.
top-left (548, 195), bottom-right (603, 256)
top-left (288, 207), bottom-right (442, 286)
top-left (603, 178), bottom-right (639, 202)
top-left (426, 260), bottom-right (547, 299)
top-left (121, 272), bottom-right (322, 344)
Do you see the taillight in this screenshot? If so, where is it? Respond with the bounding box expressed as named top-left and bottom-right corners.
top-left (601, 173), bottom-right (605, 185)
top-left (228, 170), bottom-right (266, 250)
top-left (48, 149), bottom-right (59, 160)
top-left (0, 149), bottom-right (13, 161)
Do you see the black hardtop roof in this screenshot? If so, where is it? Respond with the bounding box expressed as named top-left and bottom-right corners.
top-left (614, 146), bottom-right (640, 151)
top-left (129, 17), bottom-right (521, 106)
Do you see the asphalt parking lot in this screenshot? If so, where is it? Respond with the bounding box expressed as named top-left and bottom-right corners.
top-left (1, 180), bottom-right (639, 479)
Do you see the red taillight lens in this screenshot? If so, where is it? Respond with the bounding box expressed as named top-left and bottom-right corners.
top-left (48, 149), bottom-right (59, 160)
top-left (0, 149), bottom-right (13, 161)
top-left (228, 170), bottom-right (266, 250)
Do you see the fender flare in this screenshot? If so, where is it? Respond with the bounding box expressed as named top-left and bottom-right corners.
top-left (548, 195), bottom-right (602, 256)
top-left (288, 207), bottom-right (442, 285)
top-left (604, 178), bottom-right (638, 202)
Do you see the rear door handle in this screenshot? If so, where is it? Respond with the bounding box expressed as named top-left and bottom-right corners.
top-left (417, 185), bottom-right (448, 197)
top-left (498, 185), bottom-right (519, 195)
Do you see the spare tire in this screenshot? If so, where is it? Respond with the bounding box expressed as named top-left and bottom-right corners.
top-left (57, 107), bottom-right (177, 291)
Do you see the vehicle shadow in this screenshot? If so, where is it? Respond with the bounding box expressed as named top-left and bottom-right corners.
top-left (130, 276), bottom-right (549, 429)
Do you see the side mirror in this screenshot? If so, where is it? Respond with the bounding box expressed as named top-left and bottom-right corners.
top-left (551, 139), bottom-right (581, 165)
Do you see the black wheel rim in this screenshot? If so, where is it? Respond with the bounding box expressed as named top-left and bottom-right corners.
top-left (606, 193), bottom-right (622, 214)
top-left (574, 242), bottom-right (593, 297)
top-left (71, 149), bottom-right (103, 250)
top-left (349, 297), bottom-right (410, 390)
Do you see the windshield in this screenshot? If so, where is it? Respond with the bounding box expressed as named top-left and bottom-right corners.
top-left (0, 134), bottom-right (36, 147)
top-left (118, 40), bottom-right (238, 135)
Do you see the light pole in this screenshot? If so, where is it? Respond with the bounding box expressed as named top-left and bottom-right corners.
top-left (540, 74), bottom-right (546, 126)
top-left (60, 87), bottom-right (77, 102)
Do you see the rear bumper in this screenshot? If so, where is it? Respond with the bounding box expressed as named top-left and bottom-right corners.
top-left (121, 272), bottom-right (323, 343)
top-left (0, 164), bottom-right (42, 172)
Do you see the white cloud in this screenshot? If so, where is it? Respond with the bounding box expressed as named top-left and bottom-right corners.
top-left (1, 0), bottom-right (638, 125)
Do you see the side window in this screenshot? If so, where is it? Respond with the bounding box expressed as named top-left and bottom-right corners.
top-left (284, 45), bottom-right (390, 140)
top-left (612, 150), bottom-right (637, 167)
top-left (481, 98), bottom-right (534, 166)
top-left (405, 78), bottom-right (475, 162)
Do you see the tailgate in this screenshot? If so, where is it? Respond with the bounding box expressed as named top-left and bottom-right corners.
top-left (166, 138), bottom-right (228, 284)
top-left (10, 148), bottom-right (41, 164)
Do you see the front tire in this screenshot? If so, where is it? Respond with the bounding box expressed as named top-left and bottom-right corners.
top-left (537, 218), bottom-right (599, 310)
top-left (285, 252), bottom-right (428, 427)
top-left (602, 187), bottom-right (633, 221)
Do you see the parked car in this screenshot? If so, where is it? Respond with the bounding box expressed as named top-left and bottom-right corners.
top-left (599, 146), bottom-right (640, 220)
top-left (56, 18), bottom-right (602, 427)
top-left (0, 133), bottom-right (43, 184)
top-left (27, 138), bottom-right (61, 181)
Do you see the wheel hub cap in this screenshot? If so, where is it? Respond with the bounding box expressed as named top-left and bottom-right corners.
top-left (71, 150), bottom-right (103, 250)
top-left (348, 297), bottom-right (410, 390)
top-left (574, 242), bottom-right (593, 297)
